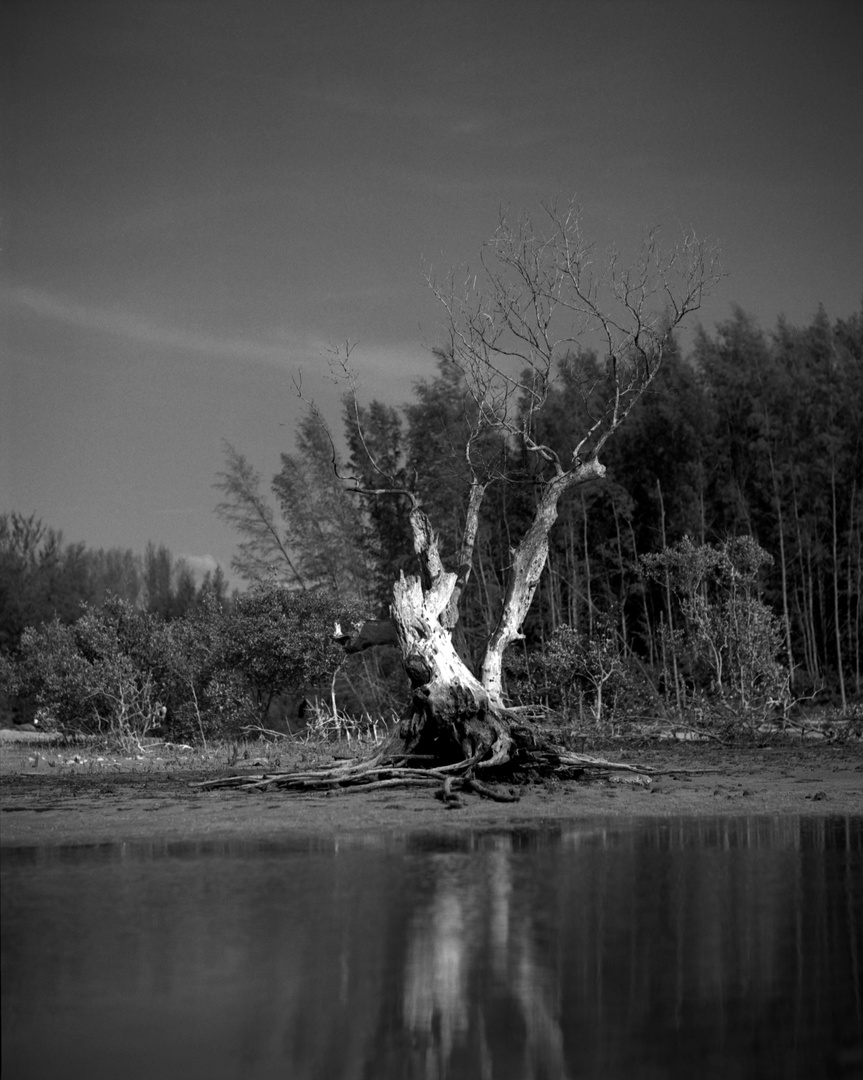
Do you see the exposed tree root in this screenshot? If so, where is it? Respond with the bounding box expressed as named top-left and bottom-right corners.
top-left (191, 739), bottom-right (722, 799)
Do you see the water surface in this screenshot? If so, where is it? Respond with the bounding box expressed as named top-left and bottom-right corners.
top-left (2, 816), bottom-right (861, 1079)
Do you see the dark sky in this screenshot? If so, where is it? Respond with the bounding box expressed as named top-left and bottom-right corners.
top-left (2, 0), bottom-right (861, 584)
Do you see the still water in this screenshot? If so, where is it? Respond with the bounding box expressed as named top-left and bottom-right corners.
top-left (2, 816), bottom-right (861, 1080)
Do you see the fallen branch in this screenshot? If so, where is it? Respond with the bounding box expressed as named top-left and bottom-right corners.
top-left (538, 748), bottom-right (724, 777)
top-left (191, 758), bottom-right (475, 794)
top-left (190, 741), bottom-right (706, 797)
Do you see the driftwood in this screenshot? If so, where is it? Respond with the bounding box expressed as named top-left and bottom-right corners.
top-left (192, 743), bottom-right (722, 798)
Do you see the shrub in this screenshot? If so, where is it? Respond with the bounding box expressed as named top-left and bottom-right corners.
top-left (641, 536), bottom-right (790, 727)
top-left (9, 599), bottom-right (168, 740)
top-left (536, 619), bottom-right (626, 723)
top-left (4, 583), bottom-right (373, 746)
top-left (158, 599), bottom-right (253, 744)
top-left (221, 583), bottom-right (365, 725)
top-left (507, 614), bottom-right (657, 729)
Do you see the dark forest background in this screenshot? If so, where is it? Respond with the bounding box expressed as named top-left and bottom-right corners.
top-left (217, 305), bottom-right (862, 707)
top-left (3, 305), bottom-right (861, 732)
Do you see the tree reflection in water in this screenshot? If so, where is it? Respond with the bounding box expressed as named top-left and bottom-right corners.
top-left (1, 817), bottom-right (860, 1080)
top-left (402, 836), bottom-right (570, 1079)
top-left (393, 818), bottom-right (860, 1079)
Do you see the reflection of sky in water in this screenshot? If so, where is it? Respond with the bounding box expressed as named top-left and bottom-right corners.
top-left (2, 817), bottom-right (861, 1079)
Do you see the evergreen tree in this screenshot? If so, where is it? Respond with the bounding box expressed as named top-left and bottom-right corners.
top-left (214, 442), bottom-right (306, 587)
top-left (272, 413), bottom-right (371, 601)
top-left (0, 514), bottom-right (68, 654)
top-left (343, 397), bottom-right (413, 608)
top-left (143, 542), bottom-right (174, 619)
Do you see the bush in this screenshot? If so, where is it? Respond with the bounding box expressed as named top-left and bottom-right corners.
top-left (641, 536), bottom-right (790, 728)
top-left (507, 614), bottom-right (659, 729)
top-left (9, 599), bottom-right (168, 740)
top-left (158, 599), bottom-right (254, 743)
top-left (532, 619), bottom-right (626, 723)
top-left (3, 583), bottom-right (376, 745)
top-left (221, 583), bottom-right (365, 726)
top-left (504, 537), bottom-right (791, 736)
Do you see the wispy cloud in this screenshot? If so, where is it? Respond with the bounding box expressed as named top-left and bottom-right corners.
top-left (6, 286), bottom-right (321, 367)
top-left (344, 342), bottom-right (434, 396)
top-left (305, 84), bottom-right (445, 125)
top-left (305, 81), bottom-right (546, 146)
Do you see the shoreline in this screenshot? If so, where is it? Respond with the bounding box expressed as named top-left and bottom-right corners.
top-left (2, 743), bottom-right (861, 848)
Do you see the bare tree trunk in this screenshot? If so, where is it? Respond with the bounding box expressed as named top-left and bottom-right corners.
top-left (545, 551), bottom-right (560, 635)
top-left (765, 440), bottom-right (795, 685)
top-left (629, 519), bottom-right (655, 667)
top-left (852, 484), bottom-right (862, 696)
top-left (830, 459), bottom-right (847, 708)
top-left (480, 461), bottom-right (605, 703)
top-left (567, 512), bottom-right (579, 627)
top-left (791, 479), bottom-right (820, 682)
top-left (392, 571), bottom-right (500, 758)
top-left (610, 494), bottom-right (628, 646)
top-left (582, 493), bottom-right (594, 639)
top-left (368, 492), bottom-right (522, 765)
top-left (657, 479), bottom-right (683, 713)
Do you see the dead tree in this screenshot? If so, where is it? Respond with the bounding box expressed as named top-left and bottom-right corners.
top-left (203, 198), bottom-right (720, 795)
top-left (347, 202), bottom-right (718, 761)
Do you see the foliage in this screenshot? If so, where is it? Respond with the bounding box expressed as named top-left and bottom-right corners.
top-left (503, 537), bottom-right (790, 735)
top-left (343, 396), bottom-right (414, 607)
top-left (157, 599), bottom-right (249, 744)
top-left (491, 304), bottom-right (861, 703)
top-left (4, 584), bottom-right (357, 746)
top-left (223, 583), bottom-right (362, 722)
top-left (213, 442), bottom-right (305, 586)
top-left (641, 536), bottom-right (790, 726)
top-left (271, 414), bottom-right (372, 600)
top-left (216, 424), bottom-right (373, 602)
top-left (140, 542), bottom-right (227, 619)
top-left (506, 615), bottom-right (658, 729)
top-left (0, 513), bottom-right (96, 655)
top-left (8, 599), bottom-right (169, 741)
top-left (0, 513), bottom-right (229, 666)
top-left (537, 618), bottom-right (627, 723)
top-left (694, 306), bottom-right (863, 701)
top-left (503, 305), bottom-right (862, 705)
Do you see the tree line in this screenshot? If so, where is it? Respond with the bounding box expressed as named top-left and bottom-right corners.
top-left (0, 512), bottom-right (230, 656)
top-left (2, 293), bottom-right (858, 744)
top-left (218, 303), bottom-right (862, 711)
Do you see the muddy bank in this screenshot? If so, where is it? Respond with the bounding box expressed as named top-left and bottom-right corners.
top-left (1, 742), bottom-right (860, 847)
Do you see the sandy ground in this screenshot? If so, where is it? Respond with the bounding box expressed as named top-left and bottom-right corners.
top-left (1, 737), bottom-right (861, 847)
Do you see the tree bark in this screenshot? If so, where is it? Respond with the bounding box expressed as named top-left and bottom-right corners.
top-left (391, 571), bottom-right (507, 763)
top-left (481, 459), bottom-right (605, 701)
top-left (380, 497), bottom-right (514, 765)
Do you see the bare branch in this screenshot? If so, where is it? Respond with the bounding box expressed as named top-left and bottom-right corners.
top-left (429, 197), bottom-right (721, 481)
